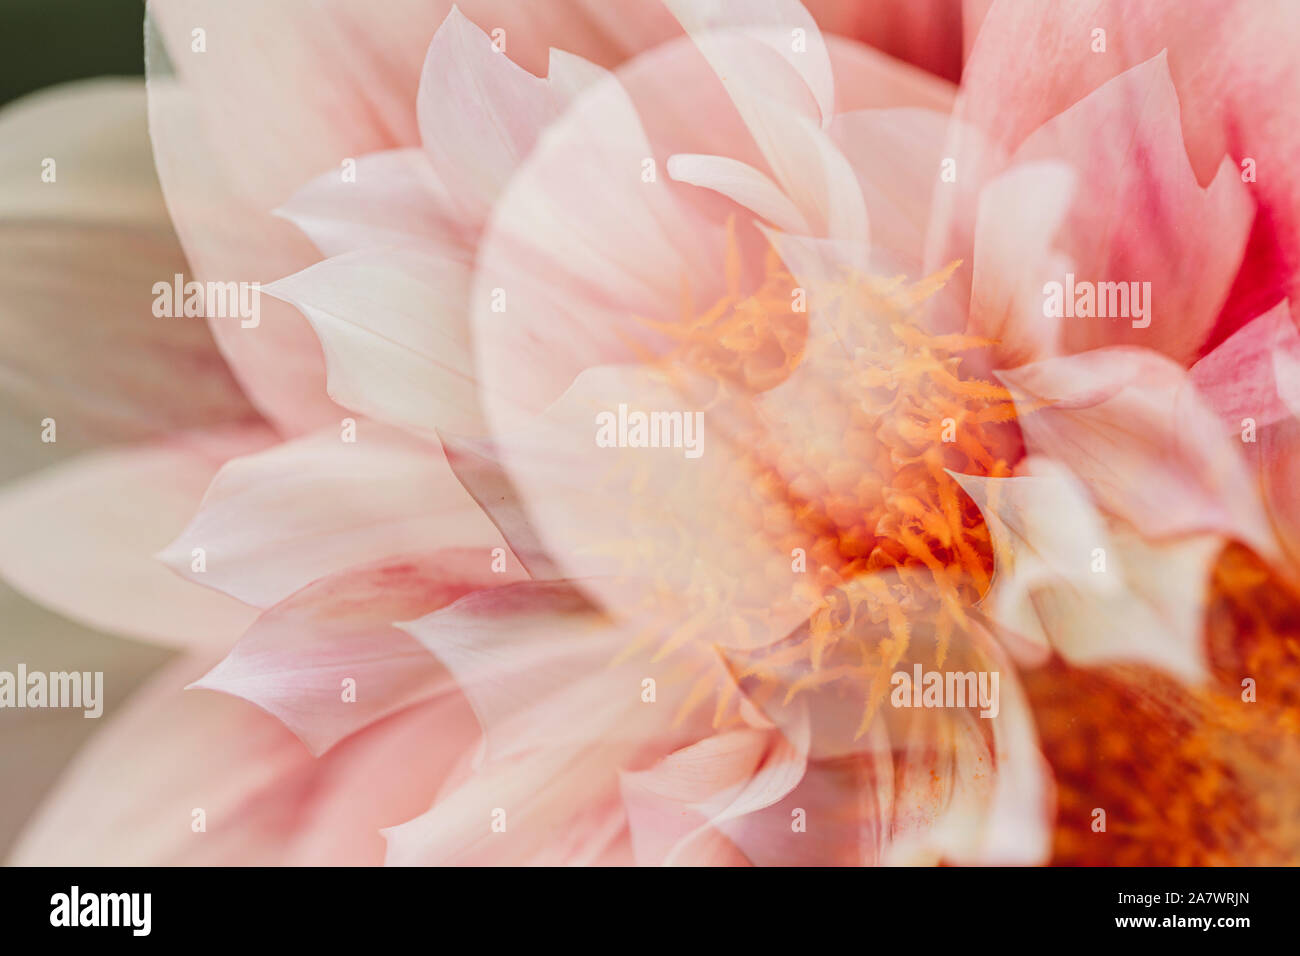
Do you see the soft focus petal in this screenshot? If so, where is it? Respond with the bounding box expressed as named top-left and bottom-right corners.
top-left (478, 364), bottom-right (817, 646)
top-left (0, 428), bottom-right (270, 649)
top-left (1190, 300), bottom-right (1300, 432)
top-left (1191, 301), bottom-right (1300, 569)
top-left (664, 0), bottom-right (835, 124)
top-left (0, 79), bottom-right (256, 477)
top-left (9, 654), bottom-right (479, 865)
top-left (666, 153), bottom-right (811, 235)
top-left (436, 431), bottom-right (567, 580)
top-left (808, 0), bottom-right (966, 83)
top-left (382, 744), bottom-right (631, 866)
top-left (830, 107), bottom-right (952, 272)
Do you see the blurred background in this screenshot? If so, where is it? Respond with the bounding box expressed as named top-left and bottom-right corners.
top-left (2, 0), bottom-right (144, 108)
top-left (0, 0), bottom-right (173, 860)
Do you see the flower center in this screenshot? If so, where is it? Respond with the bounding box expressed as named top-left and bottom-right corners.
top-left (640, 220), bottom-right (1020, 736)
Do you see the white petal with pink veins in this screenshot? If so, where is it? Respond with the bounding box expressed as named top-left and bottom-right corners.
top-left (192, 549), bottom-right (527, 756)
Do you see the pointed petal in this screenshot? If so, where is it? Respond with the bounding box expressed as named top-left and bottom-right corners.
top-left (265, 248), bottom-right (482, 436)
top-left (159, 424), bottom-right (508, 608)
top-left (1009, 53), bottom-right (1252, 363)
top-left (0, 428), bottom-right (270, 649)
top-left (193, 549), bottom-right (526, 755)
top-left (998, 348), bottom-right (1275, 558)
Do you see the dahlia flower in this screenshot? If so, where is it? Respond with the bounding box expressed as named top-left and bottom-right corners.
top-left (2, 0), bottom-right (1299, 866)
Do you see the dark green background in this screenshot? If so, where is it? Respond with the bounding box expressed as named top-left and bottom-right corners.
top-left (1, 0), bottom-right (145, 107)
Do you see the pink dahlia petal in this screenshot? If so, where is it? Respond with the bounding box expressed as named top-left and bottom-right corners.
top-left (1191, 301), bottom-right (1300, 567)
top-left (159, 423), bottom-right (509, 608)
top-left (885, 709), bottom-right (992, 864)
top-left (471, 65), bottom-right (723, 424)
top-left (144, 0), bottom-right (438, 433)
top-left (1008, 53), bottom-right (1252, 363)
top-left (947, 633), bottom-right (1053, 866)
top-left (620, 719), bottom-right (808, 866)
top-left (400, 579), bottom-right (706, 763)
top-left (830, 107), bottom-right (952, 271)
top-left (664, 0), bottom-right (836, 124)
top-left (712, 733), bottom-right (894, 865)
top-left (192, 549), bottom-right (526, 756)
top-left (1190, 300), bottom-right (1300, 431)
top-left (662, 2), bottom-right (867, 242)
top-left (382, 745), bottom-right (631, 866)
top-left (955, 0), bottom-right (1300, 349)
top-left (479, 365), bottom-right (817, 646)
top-left (436, 432), bottom-right (567, 580)
top-left (416, 8), bottom-right (606, 232)
top-left (808, 0), bottom-right (966, 83)
top-left (666, 153), bottom-right (813, 235)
